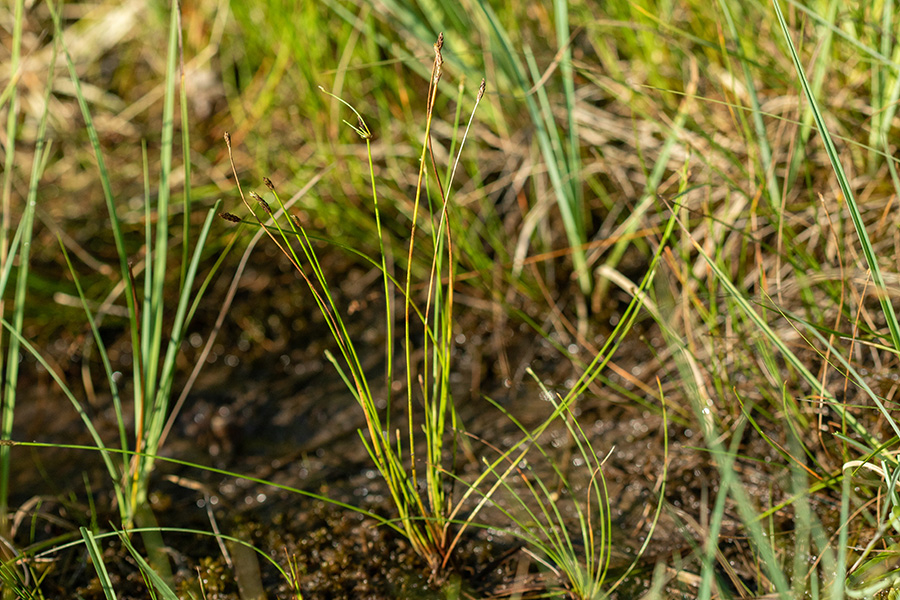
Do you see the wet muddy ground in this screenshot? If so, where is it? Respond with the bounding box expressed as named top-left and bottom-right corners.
top-left (9, 241), bottom-right (782, 599)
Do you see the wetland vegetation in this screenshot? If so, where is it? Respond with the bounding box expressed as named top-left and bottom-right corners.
top-left (3, 0), bottom-right (900, 598)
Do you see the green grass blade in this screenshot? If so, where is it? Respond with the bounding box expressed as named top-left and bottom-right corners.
top-left (772, 0), bottom-right (900, 353)
top-left (80, 527), bottom-right (117, 600)
top-left (146, 203), bottom-right (222, 458)
top-left (833, 473), bottom-right (851, 599)
top-left (553, 0), bottom-right (582, 223)
top-left (675, 208), bottom-right (879, 450)
top-left (697, 420), bottom-right (747, 600)
top-left (179, 26), bottom-right (191, 289)
top-left (141, 0), bottom-right (181, 419)
top-left (58, 240), bottom-right (129, 457)
top-left (716, 0), bottom-right (782, 211)
top-left (476, 0), bottom-right (590, 294)
top-left (0, 33), bottom-right (55, 528)
top-left (116, 528), bottom-right (179, 600)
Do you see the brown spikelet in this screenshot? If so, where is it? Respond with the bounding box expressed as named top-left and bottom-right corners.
top-left (219, 212), bottom-right (242, 223)
top-left (263, 177), bottom-right (275, 191)
top-left (477, 79), bottom-right (486, 101)
top-left (223, 131), bottom-right (232, 149)
top-left (291, 214), bottom-right (303, 228)
top-left (358, 117), bottom-right (372, 140)
top-left (249, 191), bottom-right (272, 215)
top-left (433, 33), bottom-right (444, 83)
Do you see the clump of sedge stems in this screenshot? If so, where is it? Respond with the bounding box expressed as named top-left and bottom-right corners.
top-left (3, 1), bottom-right (227, 586)
top-left (223, 34), bottom-right (486, 578)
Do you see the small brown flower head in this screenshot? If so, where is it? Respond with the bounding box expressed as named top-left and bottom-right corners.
top-left (263, 177), bottom-right (275, 191)
top-left (219, 212), bottom-right (242, 223)
top-left (433, 33), bottom-right (444, 83)
top-left (477, 79), bottom-right (486, 102)
top-left (358, 117), bottom-right (373, 140)
top-left (291, 214), bottom-right (303, 229)
top-left (223, 131), bottom-right (232, 148)
top-left (249, 191), bottom-right (272, 215)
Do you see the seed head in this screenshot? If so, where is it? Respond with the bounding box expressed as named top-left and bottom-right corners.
top-left (219, 212), bottom-right (242, 223)
top-left (263, 177), bottom-right (275, 191)
top-left (433, 33), bottom-right (444, 84)
top-left (358, 117), bottom-right (373, 140)
top-left (249, 191), bottom-right (272, 215)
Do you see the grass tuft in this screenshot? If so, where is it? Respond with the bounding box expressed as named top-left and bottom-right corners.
top-left (223, 34), bottom-right (486, 579)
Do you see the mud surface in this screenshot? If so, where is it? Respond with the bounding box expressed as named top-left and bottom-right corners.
top-left (8, 244), bottom-right (766, 599)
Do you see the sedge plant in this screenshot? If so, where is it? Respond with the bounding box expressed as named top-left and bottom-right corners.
top-left (482, 370), bottom-right (669, 600)
top-left (445, 201), bottom-right (678, 599)
top-left (477, 376), bottom-right (618, 600)
top-left (222, 35), bottom-right (486, 579)
top-left (0, 3), bottom-right (232, 584)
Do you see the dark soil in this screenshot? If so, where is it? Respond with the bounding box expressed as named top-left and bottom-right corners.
top-left (6, 239), bottom-right (768, 599)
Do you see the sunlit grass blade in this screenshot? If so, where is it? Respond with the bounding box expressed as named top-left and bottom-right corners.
top-left (670, 204), bottom-right (881, 451)
top-left (141, 200), bottom-right (222, 465)
top-left (772, 0), bottom-right (900, 354)
top-left (476, 0), bottom-right (590, 294)
top-left (716, 0), bottom-right (783, 211)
